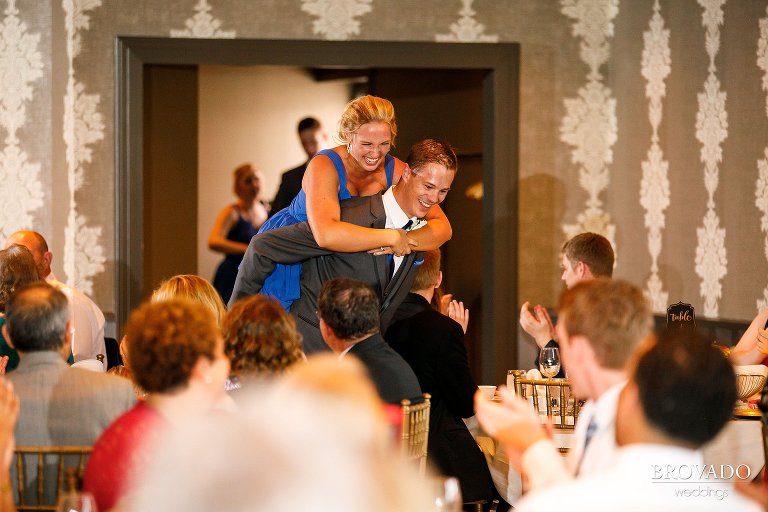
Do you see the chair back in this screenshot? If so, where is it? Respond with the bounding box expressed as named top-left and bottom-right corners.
top-left (514, 378), bottom-right (581, 429)
top-left (400, 393), bottom-right (431, 475)
top-left (13, 445), bottom-right (92, 511)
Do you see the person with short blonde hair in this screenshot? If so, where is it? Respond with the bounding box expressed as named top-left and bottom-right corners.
top-left (151, 274), bottom-right (226, 327)
top-left (337, 95), bottom-right (398, 146)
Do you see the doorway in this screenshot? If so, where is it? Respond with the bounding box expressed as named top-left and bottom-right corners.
top-left (117, 37), bottom-right (519, 383)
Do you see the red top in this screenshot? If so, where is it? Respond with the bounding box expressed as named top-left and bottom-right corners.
top-left (83, 402), bottom-right (167, 511)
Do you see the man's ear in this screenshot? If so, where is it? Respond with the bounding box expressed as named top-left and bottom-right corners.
top-left (43, 251), bottom-right (53, 268)
top-left (577, 260), bottom-right (594, 279)
top-left (568, 334), bottom-right (595, 366)
top-left (434, 270), bottom-right (443, 290)
top-left (2, 324), bottom-right (13, 349)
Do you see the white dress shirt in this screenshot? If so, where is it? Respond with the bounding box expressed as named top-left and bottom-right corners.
top-left (46, 273), bottom-right (106, 364)
top-left (520, 380), bottom-right (625, 490)
top-left (515, 444), bottom-right (762, 512)
top-left (381, 187), bottom-right (421, 275)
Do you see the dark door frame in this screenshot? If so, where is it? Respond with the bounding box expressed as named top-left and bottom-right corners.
top-left (115, 37), bottom-right (519, 383)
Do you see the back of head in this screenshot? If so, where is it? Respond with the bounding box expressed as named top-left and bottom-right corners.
top-left (125, 299), bottom-right (218, 394)
top-left (558, 278), bottom-right (652, 369)
top-left (405, 138), bottom-right (458, 174)
top-left (297, 116), bottom-right (320, 133)
top-left (151, 275), bottom-right (225, 327)
top-left (634, 328), bottom-right (735, 447)
top-left (561, 232), bottom-right (614, 278)
top-left (5, 283), bottom-right (69, 352)
top-left (410, 249), bottom-right (441, 292)
top-left (317, 277), bottom-right (379, 340)
top-left (337, 95), bottom-right (397, 146)
top-left (223, 294), bottom-right (303, 379)
top-left (0, 244), bottom-right (41, 312)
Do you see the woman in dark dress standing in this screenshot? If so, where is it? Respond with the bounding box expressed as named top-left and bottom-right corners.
top-left (208, 163), bottom-right (269, 304)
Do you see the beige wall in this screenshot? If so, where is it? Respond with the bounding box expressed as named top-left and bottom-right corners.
top-left (5, 0), bottom-right (768, 332)
top-left (196, 65), bottom-right (348, 281)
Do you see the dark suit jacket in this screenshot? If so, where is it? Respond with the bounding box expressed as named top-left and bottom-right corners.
top-left (230, 192), bottom-right (424, 354)
top-left (269, 162), bottom-right (306, 216)
top-left (347, 333), bottom-right (422, 405)
top-left (386, 293), bottom-right (495, 503)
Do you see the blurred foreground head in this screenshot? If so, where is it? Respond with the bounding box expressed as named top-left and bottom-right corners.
top-left (125, 355), bottom-right (433, 512)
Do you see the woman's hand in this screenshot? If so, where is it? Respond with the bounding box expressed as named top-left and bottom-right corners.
top-left (0, 357), bottom-right (7, 377)
top-left (367, 229), bottom-right (417, 257)
top-left (757, 328), bottom-right (768, 354)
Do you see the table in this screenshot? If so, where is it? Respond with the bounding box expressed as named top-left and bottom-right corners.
top-left (465, 416), bottom-right (764, 503)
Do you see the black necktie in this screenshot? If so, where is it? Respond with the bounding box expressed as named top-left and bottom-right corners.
top-left (388, 219), bottom-right (414, 275)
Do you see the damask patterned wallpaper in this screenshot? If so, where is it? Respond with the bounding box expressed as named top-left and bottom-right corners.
top-left (3, 0), bottom-right (768, 323)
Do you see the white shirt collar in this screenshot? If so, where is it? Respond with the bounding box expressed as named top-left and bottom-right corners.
top-left (382, 187), bottom-right (417, 230)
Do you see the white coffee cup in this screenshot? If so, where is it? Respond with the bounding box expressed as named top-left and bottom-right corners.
top-left (478, 385), bottom-right (496, 400)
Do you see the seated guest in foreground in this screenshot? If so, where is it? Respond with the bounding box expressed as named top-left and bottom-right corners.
top-left (317, 277), bottom-right (421, 405)
top-left (386, 249), bottom-right (501, 508)
top-left (729, 308), bottom-right (768, 365)
top-left (230, 138), bottom-right (458, 354)
top-left (83, 299), bottom-right (230, 512)
top-left (5, 283), bottom-right (136, 506)
top-left (0, 245), bottom-right (40, 373)
top-left (222, 294), bottom-right (304, 391)
top-left (5, 231), bottom-right (106, 364)
top-left (482, 329), bottom-right (761, 511)
top-left (125, 355), bottom-right (432, 512)
top-left (477, 279), bottom-right (652, 491)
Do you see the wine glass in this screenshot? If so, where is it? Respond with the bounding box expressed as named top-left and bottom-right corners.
top-left (430, 476), bottom-right (462, 511)
top-left (539, 347), bottom-right (561, 380)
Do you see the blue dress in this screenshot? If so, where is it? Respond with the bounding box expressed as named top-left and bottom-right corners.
top-left (213, 206), bottom-right (260, 305)
top-left (259, 149), bottom-right (395, 310)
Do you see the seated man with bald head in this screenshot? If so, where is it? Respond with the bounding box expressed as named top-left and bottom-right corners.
top-left (5, 230), bottom-right (106, 364)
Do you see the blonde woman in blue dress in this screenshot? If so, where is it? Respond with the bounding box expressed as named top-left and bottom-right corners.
top-left (255, 95), bottom-right (452, 310)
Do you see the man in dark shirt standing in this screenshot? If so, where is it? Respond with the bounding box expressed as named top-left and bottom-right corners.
top-left (270, 117), bottom-right (328, 215)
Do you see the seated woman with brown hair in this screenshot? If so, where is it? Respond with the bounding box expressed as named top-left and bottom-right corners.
top-left (83, 299), bottom-right (230, 512)
top-left (222, 294), bottom-right (303, 391)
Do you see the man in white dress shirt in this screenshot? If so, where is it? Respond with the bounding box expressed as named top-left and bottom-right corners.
top-left (510, 327), bottom-right (761, 511)
top-left (5, 230), bottom-right (106, 363)
top-left (475, 279), bottom-right (652, 491)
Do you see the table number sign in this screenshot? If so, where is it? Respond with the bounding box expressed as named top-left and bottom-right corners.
top-left (666, 301), bottom-right (696, 329)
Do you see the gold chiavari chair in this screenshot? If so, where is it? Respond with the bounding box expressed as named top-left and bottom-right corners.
top-left (13, 445), bottom-right (92, 511)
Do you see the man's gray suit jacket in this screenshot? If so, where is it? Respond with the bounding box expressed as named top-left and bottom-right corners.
top-left (8, 351), bottom-right (136, 505)
top-left (230, 192), bottom-right (424, 354)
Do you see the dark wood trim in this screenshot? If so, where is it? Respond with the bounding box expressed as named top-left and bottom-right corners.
top-left (115, 37), bottom-right (520, 383)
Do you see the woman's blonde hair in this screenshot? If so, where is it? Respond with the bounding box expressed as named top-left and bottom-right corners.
top-left (337, 95), bottom-right (397, 146)
top-left (151, 274), bottom-right (226, 327)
